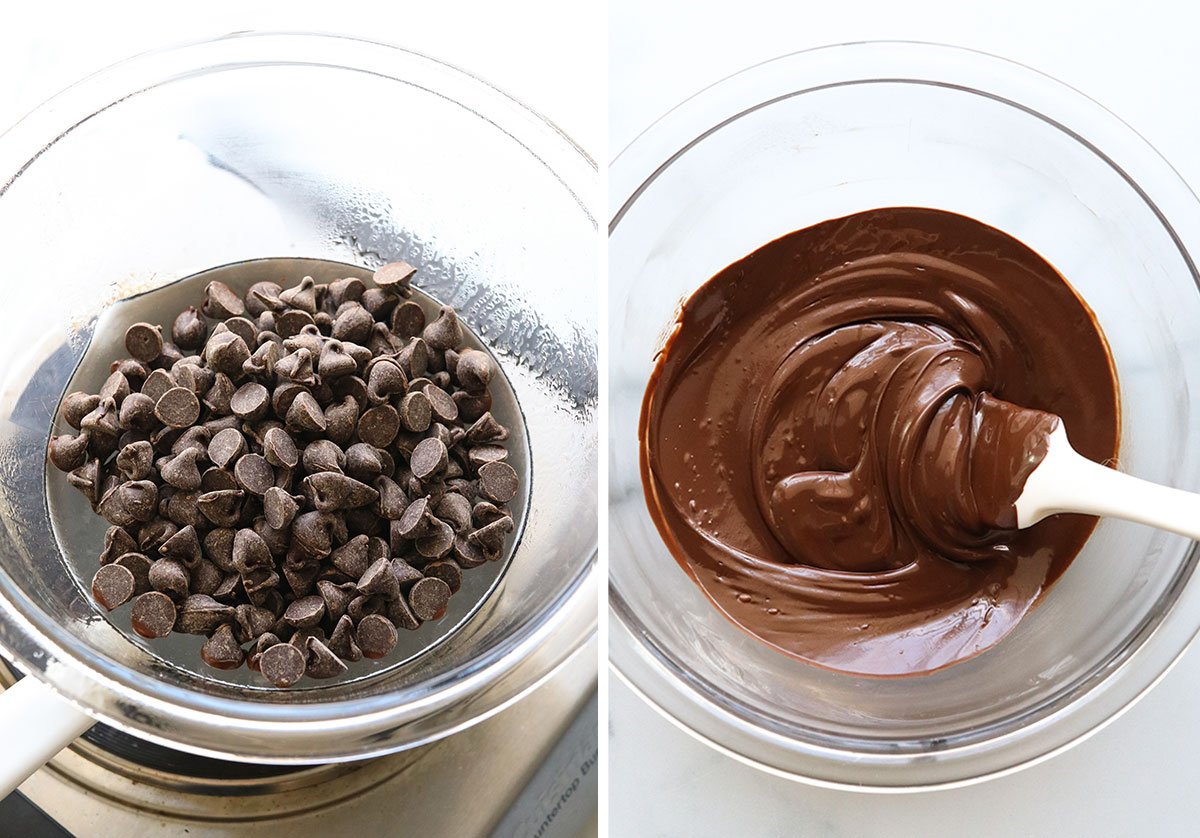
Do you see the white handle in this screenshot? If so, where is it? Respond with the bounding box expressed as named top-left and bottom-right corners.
top-left (1017, 425), bottom-right (1200, 540)
top-left (0, 676), bottom-right (94, 797)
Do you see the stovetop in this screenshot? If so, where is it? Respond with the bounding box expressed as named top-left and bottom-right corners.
top-left (2, 641), bottom-right (596, 837)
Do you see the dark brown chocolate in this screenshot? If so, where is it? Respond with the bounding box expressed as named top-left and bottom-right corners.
top-left (640, 207), bottom-right (1119, 676)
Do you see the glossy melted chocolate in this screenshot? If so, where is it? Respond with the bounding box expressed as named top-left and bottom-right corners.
top-left (640, 208), bottom-right (1118, 676)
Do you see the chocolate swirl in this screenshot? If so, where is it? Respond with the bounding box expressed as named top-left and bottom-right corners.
top-left (640, 208), bottom-right (1118, 676)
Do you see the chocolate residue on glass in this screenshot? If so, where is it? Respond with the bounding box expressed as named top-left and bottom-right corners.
top-left (639, 207), bottom-right (1119, 676)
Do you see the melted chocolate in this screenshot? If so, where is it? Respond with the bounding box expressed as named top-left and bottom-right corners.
top-left (640, 208), bottom-right (1119, 676)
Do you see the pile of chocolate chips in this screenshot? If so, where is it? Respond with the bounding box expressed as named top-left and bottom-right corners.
top-left (48, 264), bottom-right (518, 687)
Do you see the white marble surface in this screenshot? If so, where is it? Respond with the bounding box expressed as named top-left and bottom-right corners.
top-left (609, 1), bottom-right (1200, 835)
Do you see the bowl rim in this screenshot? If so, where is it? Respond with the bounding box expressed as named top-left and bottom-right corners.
top-left (0, 30), bottom-right (598, 762)
top-left (608, 39), bottom-right (1200, 790)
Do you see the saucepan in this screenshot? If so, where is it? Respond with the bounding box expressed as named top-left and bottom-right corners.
top-left (0, 32), bottom-right (598, 792)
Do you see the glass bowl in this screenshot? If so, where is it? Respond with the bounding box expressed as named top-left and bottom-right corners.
top-left (609, 41), bottom-right (1200, 789)
top-left (0, 32), bottom-right (597, 762)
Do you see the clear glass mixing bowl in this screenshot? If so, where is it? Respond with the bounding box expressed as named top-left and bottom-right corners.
top-left (609, 42), bottom-right (1200, 789)
top-left (0, 32), bottom-right (597, 762)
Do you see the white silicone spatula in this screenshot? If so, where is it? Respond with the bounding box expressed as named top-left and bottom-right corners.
top-left (1016, 424), bottom-right (1200, 539)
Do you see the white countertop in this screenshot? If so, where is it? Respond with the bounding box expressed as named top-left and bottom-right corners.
top-left (609, 1), bottom-right (1200, 835)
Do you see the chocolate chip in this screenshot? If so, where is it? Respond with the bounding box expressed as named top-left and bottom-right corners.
top-left (139, 371), bottom-right (174, 407)
top-left (389, 300), bottom-right (425, 338)
top-left (408, 577), bottom-right (451, 622)
top-left (207, 427), bottom-right (246, 469)
top-left (373, 260), bottom-right (417, 294)
top-left (246, 566), bottom-right (283, 597)
top-left (301, 472), bottom-right (378, 511)
top-left (130, 591), bottom-right (176, 639)
top-left (81, 396), bottom-right (121, 437)
top-left (235, 603), bottom-right (276, 642)
top-left (358, 404), bottom-right (400, 448)
top-left (138, 519), bottom-right (177, 554)
top-left (278, 276), bottom-right (318, 313)
top-left (234, 454), bottom-right (274, 496)
top-left (283, 594), bottom-right (325, 628)
top-left (478, 461), bottom-right (519, 503)
top-left (327, 302), bottom-right (369, 342)
top-left (63, 392), bottom-right (101, 429)
top-left (114, 551), bottom-right (153, 594)
top-left (321, 396), bottom-right (359, 446)
top-left (244, 340), bottom-right (282, 378)
top-left (395, 496), bottom-right (435, 539)
top-left (466, 412), bottom-right (508, 443)
top-left (251, 432), bottom-right (294, 478)
top-left (422, 306), bottom-right (463, 351)
top-left (230, 382), bottom-right (269, 421)
top-left (345, 442), bottom-right (385, 482)
top-left (315, 579), bottom-right (354, 625)
top-left (66, 456), bottom-right (100, 501)
top-left (454, 349), bottom-right (493, 393)
top-left (203, 330), bottom-right (252, 378)
top-left (384, 594), bottom-right (420, 630)
top-left (276, 309), bottom-right (315, 340)
top-left (67, 459), bottom-right (101, 502)
top-left (357, 556), bottom-right (401, 601)
top-left (247, 281), bottom-right (284, 315)
top-left (148, 558), bottom-right (191, 601)
top-left (231, 527), bottom-right (273, 574)
top-left (434, 493), bottom-right (473, 533)
top-left (190, 559), bottom-right (223, 596)
top-left (223, 316), bottom-right (258, 349)
top-left (302, 637), bottom-right (346, 680)
top-left (417, 384), bottom-right (456, 424)
top-left (411, 438), bottom-right (449, 481)
top-left (164, 490), bottom-right (205, 528)
top-left (327, 614), bottom-right (363, 661)
top-left (330, 534), bottom-right (370, 578)
top-left (259, 642), bottom-right (306, 687)
top-left (197, 489), bottom-right (244, 527)
top-left (202, 280), bottom-right (246, 319)
top-left (292, 511), bottom-right (336, 558)
top-left (452, 390), bottom-right (492, 423)
top-left (176, 594), bottom-right (236, 634)
top-left (398, 391), bottom-right (432, 433)
top-left (363, 362), bottom-right (403, 408)
top-left (114, 392), bottom-right (153, 432)
top-left (99, 480), bottom-right (159, 527)
top-left (416, 519), bottom-right (455, 559)
top-left (201, 624), bottom-right (245, 670)
top-left (286, 391), bottom-right (327, 433)
top-left (467, 445), bottom-right (509, 472)
top-left (157, 524), bottom-right (200, 566)
top-left (49, 432), bottom-right (91, 472)
top-left (329, 277), bottom-right (366, 307)
top-left (160, 447), bottom-right (203, 490)
top-left (424, 560), bottom-right (462, 594)
top-left (212, 573), bottom-right (242, 603)
top-left (124, 322), bottom-right (164, 363)
top-left (99, 371), bottom-right (132, 405)
top-left (355, 613), bottom-right (398, 659)
top-left (302, 439), bottom-right (344, 474)
top-left (172, 306), bottom-right (208, 350)
top-left (276, 347), bottom-right (316, 386)
top-left (469, 516), bottom-right (515, 557)
top-left (397, 338), bottom-right (429, 380)
top-left (99, 526), bottom-right (138, 566)
top-left (92, 564), bottom-right (136, 610)
top-left (154, 387), bottom-right (200, 429)
top-left (263, 486), bottom-right (300, 530)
